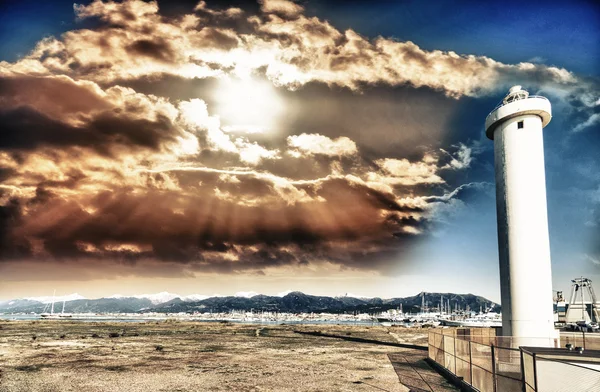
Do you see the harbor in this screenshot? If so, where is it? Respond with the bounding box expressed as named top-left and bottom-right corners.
top-left (3, 276), bottom-right (599, 333)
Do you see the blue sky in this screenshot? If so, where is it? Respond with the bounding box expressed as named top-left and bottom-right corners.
top-left (0, 0), bottom-right (598, 301)
top-left (308, 0), bottom-right (600, 76)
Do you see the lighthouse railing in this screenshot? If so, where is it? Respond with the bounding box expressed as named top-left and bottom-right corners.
top-left (485, 95), bottom-right (550, 123)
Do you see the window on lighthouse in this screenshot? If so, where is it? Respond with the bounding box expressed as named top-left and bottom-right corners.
top-left (518, 121), bottom-right (524, 129)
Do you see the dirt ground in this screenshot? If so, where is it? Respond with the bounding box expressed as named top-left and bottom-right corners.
top-left (0, 320), bottom-right (454, 392)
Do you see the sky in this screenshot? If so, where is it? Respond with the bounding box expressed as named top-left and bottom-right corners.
top-left (0, 0), bottom-right (598, 302)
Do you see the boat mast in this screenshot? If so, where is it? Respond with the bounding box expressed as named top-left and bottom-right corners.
top-left (51, 289), bottom-right (56, 315)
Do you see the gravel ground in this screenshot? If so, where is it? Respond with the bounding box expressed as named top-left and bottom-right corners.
top-left (0, 321), bottom-right (438, 392)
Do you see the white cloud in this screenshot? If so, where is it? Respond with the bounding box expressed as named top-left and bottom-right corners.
top-left (370, 157), bottom-right (444, 186)
top-left (441, 143), bottom-right (473, 170)
top-left (236, 139), bottom-right (280, 165)
top-left (218, 173), bottom-right (241, 184)
top-left (424, 182), bottom-right (492, 203)
top-left (260, 0), bottom-right (304, 19)
top-left (179, 99), bottom-right (238, 153)
top-left (178, 99), bottom-right (281, 165)
top-left (583, 254), bottom-right (600, 266)
top-left (287, 133), bottom-right (358, 157)
top-left (573, 113), bottom-right (600, 133)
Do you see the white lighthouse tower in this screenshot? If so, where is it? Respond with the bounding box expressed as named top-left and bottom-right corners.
top-left (485, 86), bottom-right (557, 343)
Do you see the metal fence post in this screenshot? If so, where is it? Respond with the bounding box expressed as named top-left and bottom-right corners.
top-left (532, 352), bottom-right (538, 391)
top-left (441, 332), bottom-right (444, 367)
top-left (520, 348), bottom-right (526, 392)
top-left (454, 335), bottom-right (457, 375)
top-left (491, 344), bottom-right (497, 392)
top-left (469, 339), bottom-right (473, 386)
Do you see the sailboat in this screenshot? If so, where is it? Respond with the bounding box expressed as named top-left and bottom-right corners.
top-left (58, 300), bottom-right (72, 318)
top-left (40, 290), bottom-right (59, 319)
top-left (40, 291), bottom-right (72, 319)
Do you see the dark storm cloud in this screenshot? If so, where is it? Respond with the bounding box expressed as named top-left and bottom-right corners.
top-left (192, 2), bottom-right (255, 33)
top-left (0, 107), bottom-right (83, 151)
top-left (127, 38), bottom-right (177, 63)
top-left (0, 170), bottom-right (431, 274)
top-left (309, 177), bottom-right (422, 214)
top-left (0, 106), bottom-right (175, 154)
top-left (0, 198), bottom-right (30, 259)
top-left (0, 75), bottom-right (110, 115)
top-left (0, 74), bottom-right (188, 156)
top-left (193, 27), bottom-right (241, 50)
top-left (273, 82), bottom-right (462, 160)
top-left (0, 70), bottom-right (474, 278)
top-left (89, 112), bottom-right (176, 151)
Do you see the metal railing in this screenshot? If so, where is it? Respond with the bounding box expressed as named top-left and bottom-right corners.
top-left (485, 95), bottom-right (550, 123)
top-left (522, 348), bottom-right (600, 392)
top-left (428, 329), bottom-right (600, 392)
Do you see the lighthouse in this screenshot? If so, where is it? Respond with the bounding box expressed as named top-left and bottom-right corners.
top-left (485, 86), bottom-right (557, 342)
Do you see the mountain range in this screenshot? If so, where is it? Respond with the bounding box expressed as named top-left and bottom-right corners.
top-left (0, 291), bottom-right (499, 315)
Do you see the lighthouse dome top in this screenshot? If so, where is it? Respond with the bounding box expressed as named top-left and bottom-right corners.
top-left (503, 86), bottom-right (529, 104)
top-left (485, 86), bottom-right (552, 140)
top-left (509, 85), bottom-right (522, 94)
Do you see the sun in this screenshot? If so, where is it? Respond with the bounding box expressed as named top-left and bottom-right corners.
top-left (213, 76), bottom-right (285, 134)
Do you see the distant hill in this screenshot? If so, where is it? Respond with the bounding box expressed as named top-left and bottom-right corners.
top-left (0, 291), bottom-right (499, 314)
top-left (0, 297), bottom-right (154, 314)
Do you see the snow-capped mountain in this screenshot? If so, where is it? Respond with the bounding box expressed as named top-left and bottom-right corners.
top-left (276, 290), bottom-right (294, 297)
top-left (25, 293), bottom-right (86, 304)
top-left (133, 292), bottom-right (180, 305)
top-left (104, 292), bottom-right (182, 304)
top-left (104, 293), bottom-right (219, 303)
top-left (181, 294), bottom-right (214, 302)
top-left (13, 291), bottom-right (292, 305)
top-left (0, 291), bottom-right (500, 315)
top-left (234, 291), bottom-right (259, 298)
top-left (339, 293), bottom-right (374, 299)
